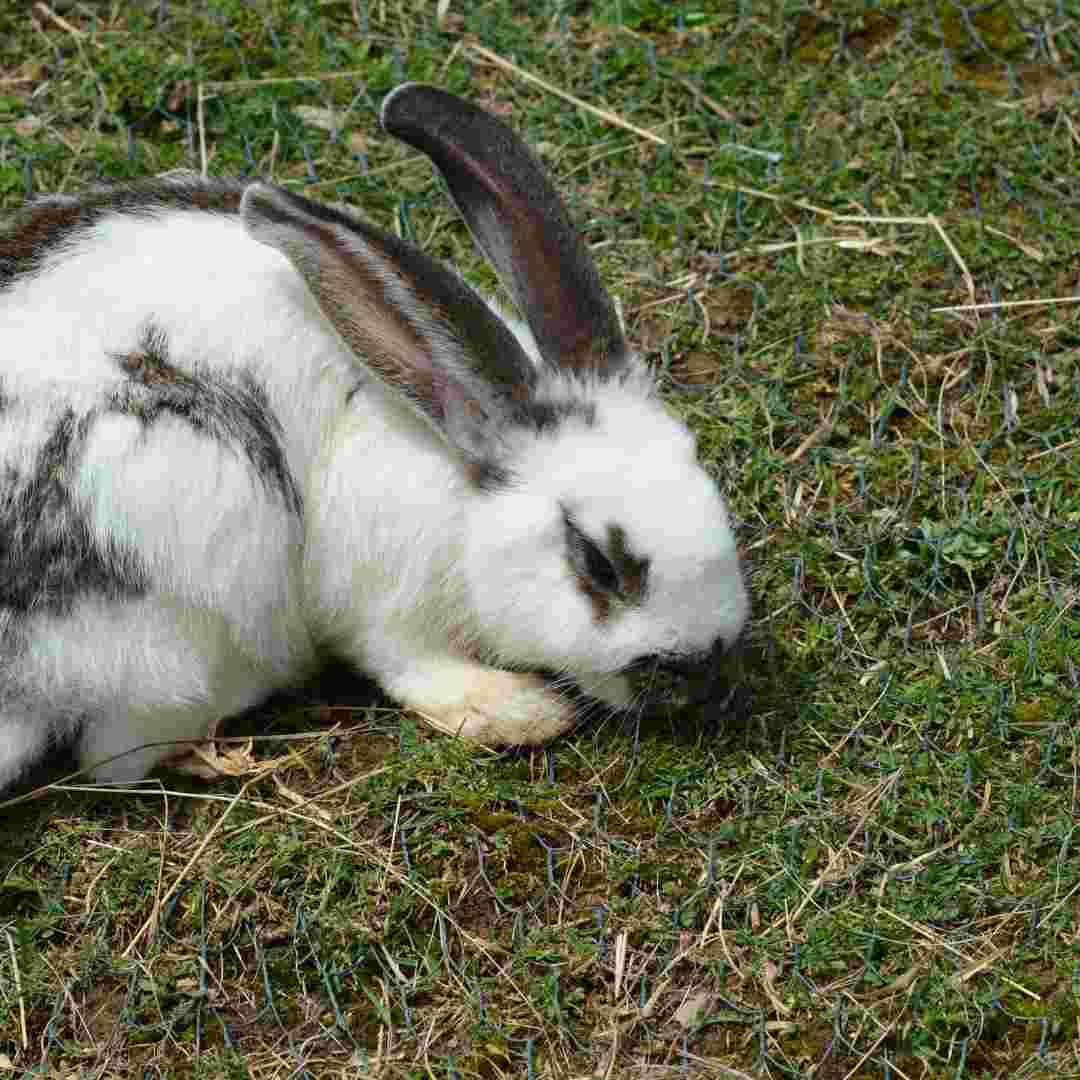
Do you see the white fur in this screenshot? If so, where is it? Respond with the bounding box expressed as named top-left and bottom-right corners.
top-left (0, 171), bottom-right (748, 790)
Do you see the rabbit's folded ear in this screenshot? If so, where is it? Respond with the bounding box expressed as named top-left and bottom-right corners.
top-left (381, 83), bottom-right (629, 380)
top-left (241, 182), bottom-right (537, 463)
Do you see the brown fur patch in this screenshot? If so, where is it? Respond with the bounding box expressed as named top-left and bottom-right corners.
top-left (576, 572), bottom-right (612, 622)
top-left (0, 202), bottom-right (84, 288)
top-left (607, 524), bottom-right (649, 601)
top-left (0, 178), bottom-right (245, 290)
top-left (464, 459), bottom-right (512, 491)
top-left (117, 328), bottom-right (188, 386)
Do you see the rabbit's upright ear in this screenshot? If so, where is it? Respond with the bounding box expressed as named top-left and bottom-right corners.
top-left (381, 84), bottom-right (630, 380)
top-left (242, 182), bottom-right (537, 463)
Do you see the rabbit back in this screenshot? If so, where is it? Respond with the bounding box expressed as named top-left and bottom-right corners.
top-left (0, 180), bottom-right (337, 787)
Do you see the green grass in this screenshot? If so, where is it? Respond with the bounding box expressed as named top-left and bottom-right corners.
top-left (2, 1), bottom-right (1079, 1077)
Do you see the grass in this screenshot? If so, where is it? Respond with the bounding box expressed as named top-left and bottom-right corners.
top-left (1, 0), bottom-right (1079, 1076)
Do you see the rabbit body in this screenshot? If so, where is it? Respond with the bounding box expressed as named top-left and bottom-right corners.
top-left (0, 86), bottom-right (748, 791)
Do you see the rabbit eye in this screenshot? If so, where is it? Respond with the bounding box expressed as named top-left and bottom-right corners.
top-left (581, 535), bottom-right (620, 594)
top-left (562, 509), bottom-right (626, 601)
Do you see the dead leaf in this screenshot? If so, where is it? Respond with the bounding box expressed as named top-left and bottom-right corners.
top-left (815, 109), bottom-right (847, 134)
top-left (761, 958), bottom-right (792, 1017)
top-left (836, 237), bottom-right (906, 256)
top-left (673, 990), bottom-right (713, 1029)
top-left (273, 773), bottom-right (335, 821)
top-left (167, 80), bottom-right (193, 112)
top-left (481, 97), bottom-right (514, 117)
top-left (347, 131), bottom-right (372, 154)
top-left (168, 750), bottom-right (228, 781)
top-left (294, 105), bottom-right (343, 133)
top-left (181, 740), bottom-right (264, 778)
top-left (15, 115), bottom-right (43, 137)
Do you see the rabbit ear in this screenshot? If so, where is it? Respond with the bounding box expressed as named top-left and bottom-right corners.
top-left (381, 83), bottom-right (630, 380)
top-left (242, 182), bottom-right (539, 464)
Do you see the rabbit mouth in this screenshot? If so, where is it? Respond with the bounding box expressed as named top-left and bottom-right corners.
top-left (623, 641), bottom-right (745, 709)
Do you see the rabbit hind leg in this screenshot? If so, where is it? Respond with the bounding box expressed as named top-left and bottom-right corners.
top-left (14, 599), bottom-right (276, 786)
top-left (0, 706), bottom-right (59, 794)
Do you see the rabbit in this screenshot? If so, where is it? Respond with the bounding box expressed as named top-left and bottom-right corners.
top-left (0, 83), bottom-right (749, 792)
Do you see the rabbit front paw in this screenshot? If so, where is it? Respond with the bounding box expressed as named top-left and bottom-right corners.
top-left (391, 663), bottom-right (576, 746)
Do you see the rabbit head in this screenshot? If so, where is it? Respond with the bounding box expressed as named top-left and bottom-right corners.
top-left (244, 84), bottom-right (749, 717)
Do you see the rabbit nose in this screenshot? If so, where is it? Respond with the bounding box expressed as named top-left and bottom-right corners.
top-left (625, 648), bottom-right (711, 679)
top-left (681, 640), bottom-right (731, 705)
top-left (626, 638), bottom-right (739, 706)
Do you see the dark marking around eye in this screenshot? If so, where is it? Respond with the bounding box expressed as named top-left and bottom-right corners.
top-left (563, 512), bottom-right (610, 622)
top-left (607, 524), bottom-right (649, 601)
top-left (575, 566), bottom-right (612, 623)
top-left (582, 535), bottom-right (619, 593)
top-left (563, 511), bottom-right (650, 623)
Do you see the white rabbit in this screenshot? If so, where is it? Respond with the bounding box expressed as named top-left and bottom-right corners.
top-left (0, 84), bottom-right (748, 791)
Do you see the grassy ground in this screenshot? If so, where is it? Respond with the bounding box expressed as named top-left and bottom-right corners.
top-left (2, 1), bottom-right (1079, 1076)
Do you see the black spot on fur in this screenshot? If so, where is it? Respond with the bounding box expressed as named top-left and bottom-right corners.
top-left (109, 324), bottom-right (303, 516)
top-left (467, 459), bottom-right (513, 492)
top-left (0, 176), bottom-right (247, 291)
top-left (523, 398), bottom-right (596, 432)
top-left (0, 410), bottom-right (149, 616)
